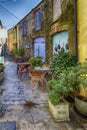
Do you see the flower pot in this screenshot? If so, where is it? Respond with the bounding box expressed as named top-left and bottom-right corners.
top-left (48, 99), bottom-right (70, 121)
top-left (75, 95), bottom-right (87, 116)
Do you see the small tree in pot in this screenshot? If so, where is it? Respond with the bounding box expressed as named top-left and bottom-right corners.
top-left (47, 70), bottom-right (74, 121)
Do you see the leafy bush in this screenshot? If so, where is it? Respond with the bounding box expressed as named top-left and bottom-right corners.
top-left (0, 63), bottom-right (5, 72)
top-left (12, 48), bottom-right (25, 57)
top-left (47, 61), bottom-right (87, 105)
top-left (50, 50), bottom-right (77, 79)
top-left (47, 71), bottom-right (74, 105)
top-left (29, 56), bottom-right (43, 68)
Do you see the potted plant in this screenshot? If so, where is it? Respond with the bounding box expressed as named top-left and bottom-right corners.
top-left (46, 49), bottom-right (77, 121)
top-left (47, 70), bottom-right (74, 121)
top-left (29, 56), bottom-right (43, 68)
top-left (12, 48), bottom-right (25, 62)
top-left (73, 62), bottom-right (87, 116)
top-left (59, 62), bottom-right (87, 116)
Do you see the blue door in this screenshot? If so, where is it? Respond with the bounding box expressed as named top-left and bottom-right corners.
top-left (34, 37), bottom-right (45, 61)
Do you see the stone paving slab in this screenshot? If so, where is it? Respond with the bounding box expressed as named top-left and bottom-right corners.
top-left (0, 121), bottom-right (16, 130)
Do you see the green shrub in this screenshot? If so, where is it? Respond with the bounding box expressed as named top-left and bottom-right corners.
top-left (50, 50), bottom-right (77, 79)
top-left (47, 73), bottom-right (74, 105)
top-left (29, 56), bottom-right (43, 68)
top-left (0, 63), bottom-right (5, 71)
top-left (12, 48), bottom-right (25, 57)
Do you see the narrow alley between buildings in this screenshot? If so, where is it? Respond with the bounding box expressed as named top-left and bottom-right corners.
top-left (0, 58), bottom-right (87, 130)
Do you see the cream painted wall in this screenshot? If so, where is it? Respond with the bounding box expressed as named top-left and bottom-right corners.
top-left (77, 0), bottom-right (87, 62)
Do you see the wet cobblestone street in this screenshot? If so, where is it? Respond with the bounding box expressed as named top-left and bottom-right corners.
top-left (0, 59), bottom-right (87, 130)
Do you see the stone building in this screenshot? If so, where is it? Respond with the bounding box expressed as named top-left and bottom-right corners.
top-left (8, 0), bottom-right (76, 61)
top-left (8, 27), bottom-right (17, 52)
top-left (0, 20), bottom-right (7, 56)
top-left (18, 0), bottom-right (52, 61)
top-left (18, 11), bottom-right (33, 58)
top-left (50, 0), bottom-right (76, 56)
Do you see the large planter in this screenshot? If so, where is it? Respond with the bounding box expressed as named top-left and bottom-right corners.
top-left (75, 95), bottom-right (87, 116)
top-left (48, 99), bottom-right (70, 121)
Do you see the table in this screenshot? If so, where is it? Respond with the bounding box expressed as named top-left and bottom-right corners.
top-left (34, 66), bottom-right (52, 83)
top-left (34, 66), bottom-right (50, 71)
top-left (17, 62), bottom-right (32, 80)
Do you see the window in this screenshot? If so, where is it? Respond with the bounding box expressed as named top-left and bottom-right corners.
top-left (26, 40), bottom-right (30, 48)
top-left (53, 0), bottom-right (61, 21)
top-left (23, 21), bottom-right (27, 36)
top-left (35, 9), bottom-right (41, 30)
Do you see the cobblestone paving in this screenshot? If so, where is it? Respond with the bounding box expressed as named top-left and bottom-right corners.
top-left (0, 60), bottom-right (87, 130)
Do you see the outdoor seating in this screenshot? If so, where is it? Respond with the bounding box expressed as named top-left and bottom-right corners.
top-left (29, 69), bottom-right (46, 91)
top-left (17, 62), bottom-right (32, 80)
top-left (34, 66), bottom-right (52, 82)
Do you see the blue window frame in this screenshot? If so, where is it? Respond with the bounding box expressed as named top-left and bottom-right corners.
top-left (26, 40), bottom-right (30, 48)
top-left (35, 9), bottom-right (41, 30)
top-left (23, 21), bottom-right (27, 36)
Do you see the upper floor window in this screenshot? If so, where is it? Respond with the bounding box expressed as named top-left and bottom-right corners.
top-left (23, 21), bottom-right (27, 36)
top-left (53, 0), bottom-right (61, 21)
top-left (35, 9), bottom-right (41, 30)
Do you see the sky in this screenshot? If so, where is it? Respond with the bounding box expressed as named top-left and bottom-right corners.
top-left (0, 0), bottom-right (42, 30)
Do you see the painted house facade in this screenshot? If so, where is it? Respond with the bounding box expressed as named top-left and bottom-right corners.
top-left (17, 0), bottom-right (53, 61)
top-left (50, 0), bottom-right (76, 56)
top-left (77, 0), bottom-right (87, 62)
top-left (0, 20), bottom-right (7, 56)
top-left (8, 0), bottom-right (77, 61)
top-left (18, 11), bottom-right (33, 58)
top-left (8, 27), bottom-right (17, 52)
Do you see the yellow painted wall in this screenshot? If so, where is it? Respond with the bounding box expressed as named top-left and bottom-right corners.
top-left (7, 28), bottom-right (17, 52)
top-left (77, 0), bottom-right (87, 62)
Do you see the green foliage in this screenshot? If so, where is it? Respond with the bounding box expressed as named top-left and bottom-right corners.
top-left (59, 2), bottom-right (74, 24)
top-left (29, 56), bottom-right (43, 68)
top-left (49, 91), bottom-right (61, 105)
top-left (47, 61), bottom-right (87, 105)
top-left (18, 48), bottom-right (25, 56)
top-left (47, 75), bottom-right (74, 105)
top-left (50, 50), bottom-right (77, 79)
top-left (12, 48), bottom-right (25, 57)
top-left (0, 63), bottom-right (5, 70)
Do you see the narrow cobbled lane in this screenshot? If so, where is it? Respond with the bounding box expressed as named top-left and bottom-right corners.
top-left (0, 59), bottom-right (86, 130)
top-left (1, 61), bottom-right (25, 111)
top-left (0, 60), bottom-right (59, 130)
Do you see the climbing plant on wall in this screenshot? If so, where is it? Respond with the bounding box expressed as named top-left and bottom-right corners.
top-left (42, 0), bottom-right (53, 60)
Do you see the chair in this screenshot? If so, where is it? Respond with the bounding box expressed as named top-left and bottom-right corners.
top-left (17, 63), bottom-right (32, 80)
top-left (29, 70), bottom-right (46, 91)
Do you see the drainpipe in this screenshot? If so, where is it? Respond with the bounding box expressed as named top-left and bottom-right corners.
top-left (74, 0), bottom-right (78, 61)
